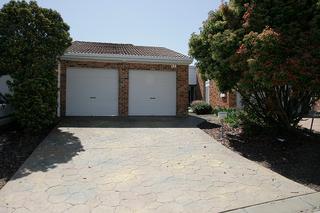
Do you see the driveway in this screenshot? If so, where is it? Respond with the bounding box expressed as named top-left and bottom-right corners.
top-left (0, 117), bottom-right (314, 213)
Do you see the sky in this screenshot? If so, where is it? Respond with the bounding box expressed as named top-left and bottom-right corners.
top-left (0, 0), bottom-right (221, 56)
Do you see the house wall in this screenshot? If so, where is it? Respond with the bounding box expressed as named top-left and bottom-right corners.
top-left (59, 60), bottom-right (188, 117)
top-left (195, 70), bottom-right (236, 108)
top-left (209, 81), bottom-right (236, 108)
top-left (195, 72), bottom-right (205, 102)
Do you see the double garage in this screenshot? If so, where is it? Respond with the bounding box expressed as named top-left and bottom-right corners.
top-left (58, 41), bottom-right (192, 117)
top-left (65, 67), bottom-right (177, 116)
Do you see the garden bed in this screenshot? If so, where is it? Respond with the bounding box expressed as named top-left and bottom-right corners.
top-left (198, 120), bottom-right (320, 191)
top-left (0, 123), bottom-right (52, 189)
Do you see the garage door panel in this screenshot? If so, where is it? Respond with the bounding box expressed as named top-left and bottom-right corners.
top-left (129, 70), bottom-right (176, 116)
top-left (66, 68), bottom-right (118, 116)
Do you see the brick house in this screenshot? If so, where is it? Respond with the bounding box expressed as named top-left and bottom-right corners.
top-left (191, 67), bottom-right (319, 111)
top-left (193, 69), bottom-right (239, 109)
top-left (58, 41), bottom-right (192, 117)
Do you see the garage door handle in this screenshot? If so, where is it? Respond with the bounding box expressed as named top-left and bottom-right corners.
top-left (149, 97), bottom-right (156, 100)
top-left (90, 97), bottom-right (96, 99)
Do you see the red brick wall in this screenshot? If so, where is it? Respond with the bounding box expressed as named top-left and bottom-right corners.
top-left (59, 60), bottom-right (188, 116)
top-left (119, 64), bottom-right (129, 116)
top-left (176, 65), bottom-right (189, 116)
top-left (194, 70), bottom-right (236, 108)
top-left (209, 81), bottom-right (236, 108)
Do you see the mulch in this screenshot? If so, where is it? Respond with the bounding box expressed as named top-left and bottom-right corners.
top-left (198, 121), bottom-right (320, 191)
top-left (0, 123), bottom-right (52, 189)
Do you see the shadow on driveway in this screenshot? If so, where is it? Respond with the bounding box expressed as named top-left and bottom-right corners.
top-left (9, 116), bottom-right (205, 181)
top-left (11, 128), bottom-right (84, 180)
top-left (59, 115), bottom-right (205, 128)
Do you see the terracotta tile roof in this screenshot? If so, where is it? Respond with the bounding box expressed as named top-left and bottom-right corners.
top-left (65, 41), bottom-right (191, 61)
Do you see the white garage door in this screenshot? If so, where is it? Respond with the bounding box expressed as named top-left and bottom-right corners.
top-left (129, 70), bottom-right (176, 116)
top-left (66, 68), bottom-right (118, 116)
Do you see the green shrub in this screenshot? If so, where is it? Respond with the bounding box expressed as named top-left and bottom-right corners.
top-left (212, 107), bottom-right (243, 128)
top-left (212, 107), bottom-right (236, 116)
top-left (0, 1), bottom-right (72, 133)
top-left (239, 107), bottom-right (280, 136)
top-left (191, 100), bottom-right (213, 115)
top-left (224, 110), bottom-right (242, 128)
top-left (10, 78), bottom-right (58, 132)
top-left (190, 100), bottom-right (204, 110)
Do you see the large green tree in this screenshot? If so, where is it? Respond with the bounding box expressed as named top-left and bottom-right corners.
top-left (190, 0), bottom-right (320, 130)
top-left (0, 0), bottom-right (72, 132)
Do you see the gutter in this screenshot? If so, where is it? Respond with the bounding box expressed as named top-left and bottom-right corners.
top-left (60, 53), bottom-right (193, 65)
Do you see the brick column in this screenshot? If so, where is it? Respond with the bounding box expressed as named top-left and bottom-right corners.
top-left (59, 61), bottom-right (67, 117)
top-left (119, 63), bottom-right (129, 116)
top-left (176, 65), bottom-right (189, 116)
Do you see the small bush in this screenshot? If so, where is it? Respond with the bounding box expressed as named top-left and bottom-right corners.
top-left (191, 100), bottom-right (213, 115)
top-left (212, 107), bottom-right (243, 128)
top-left (224, 110), bottom-right (242, 128)
top-left (190, 100), bottom-right (205, 110)
top-left (212, 107), bottom-right (237, 115)
top-left (212, 107), bottom-right (227, 115)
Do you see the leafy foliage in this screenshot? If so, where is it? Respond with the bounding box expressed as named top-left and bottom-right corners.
top-left (0, 1), bottom-right (72, 132)
top-left (190, 100), bottom-right (213, 115)
top-left (212, 107), bottom-right (236, 116)
top-left (189, 0), bottom-right (320, 130)
top-left (191, 100), bottom-right (205, 109)
top-left (224, 109), bottom-right (242, 128)
top-left (211, 107), bottom-right (243, 128)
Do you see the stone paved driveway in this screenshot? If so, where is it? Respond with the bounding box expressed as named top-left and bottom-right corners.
top-left (0, 117), bottom-right (314, 213)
